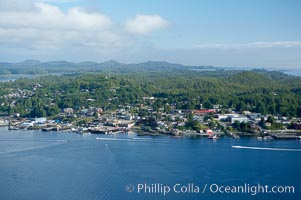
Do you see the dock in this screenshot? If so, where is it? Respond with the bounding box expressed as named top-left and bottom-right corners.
top-left (89, 127), bottom-right (121, 134)
top-left (270, 134), bottom-right (301, 140)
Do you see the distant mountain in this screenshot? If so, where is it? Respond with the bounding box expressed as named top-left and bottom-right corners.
top-left (77, 61), bottom-right (100, 67)
top-left (21, 59), bottom-right (41, 64)
top-left (127, 61), bottom-right (213, 70)
top-left (42, 61), bottom-right (75, 68)
top-left (1, 59), bottom-right (293, 79)
top-left (13, 60), bottom-right (42, 67)
top-left (0, 60), bottom-right (215, 75)
top-left (100, 60), bottom-right (123, 67)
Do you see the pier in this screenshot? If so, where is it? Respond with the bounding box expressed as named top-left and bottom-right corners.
top-left (268, 131), bottom-right (301, 140)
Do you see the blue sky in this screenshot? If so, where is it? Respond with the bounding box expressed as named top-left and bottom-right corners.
top-left (0, 0), bottom-right (300, 69)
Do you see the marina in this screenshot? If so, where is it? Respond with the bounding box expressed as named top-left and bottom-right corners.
top-left (2, 118), bottom-right (301, 141)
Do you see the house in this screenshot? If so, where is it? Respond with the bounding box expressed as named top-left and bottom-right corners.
top-left (13, 113), bottom-right (20, 118)
top-left (64, 108), bottom-right (74, 114)
top-left (118, 120), bottom-right (135, 128)
top-left (142, 97), bottom-right (155, 101)
top-left (231, 116), bottom-right (248, 123)
top-left (125, 115), bottom-right (133, 120)
top-left (217, 114), bottom-right (229, 121)
top-left (34, 117), bottom-right (47, 124)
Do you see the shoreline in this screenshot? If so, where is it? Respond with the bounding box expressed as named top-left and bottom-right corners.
top-left (2, 126), bottom-right (301, 140)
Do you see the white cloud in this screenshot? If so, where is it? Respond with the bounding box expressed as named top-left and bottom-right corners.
top-left (0, 0), bottom-right (128, 50)
top-left (195, 41), bottom-right (301, 49)
top-left (0, 0), bottom-right (170, 60)
top-left (125, 14), bottom-right (168, 35)
top-left (0, 2), bottom-right (112, 31)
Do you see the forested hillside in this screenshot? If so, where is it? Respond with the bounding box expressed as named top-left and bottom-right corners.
top-left (1, 67), bottom-right (300, 118)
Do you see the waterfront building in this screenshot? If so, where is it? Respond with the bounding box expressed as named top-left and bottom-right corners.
top-left (231, 116), bottom-right (248, 123)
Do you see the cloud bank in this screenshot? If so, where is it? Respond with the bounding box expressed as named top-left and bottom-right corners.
top-left (0, 0), bottom-right (35, 11)
top-left (0, 0), bottom-right (168, 51)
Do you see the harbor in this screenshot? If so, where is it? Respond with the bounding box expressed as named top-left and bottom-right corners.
top-left (0, 127), bottom-right (300, 200)
top-left (2, 116), bottom-right (301, 141)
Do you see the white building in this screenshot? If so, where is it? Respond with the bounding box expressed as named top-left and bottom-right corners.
top-left (231, 116), bottom-right (248, 123)
top-left (217, 115), bottom-right (229, 121)
top-left (35, 117), bottom-right (47, 124)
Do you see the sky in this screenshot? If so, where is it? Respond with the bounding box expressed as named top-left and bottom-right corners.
top-left (0, 0), bottom-right (300, 69)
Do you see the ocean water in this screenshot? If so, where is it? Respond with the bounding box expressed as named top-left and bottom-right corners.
top-left (0, 74), bottom-right (42, 82)
top-left (0, 127), bottom-right (300, 200)
top-left (282, 70), bottom-right (301, 77)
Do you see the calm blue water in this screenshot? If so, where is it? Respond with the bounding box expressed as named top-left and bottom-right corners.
top-left (0, 73), bottom-right (68, 82)
top-left (0, 127), bottom-right (300, 200)
top-left (0, 74), bottom-right (42, 82)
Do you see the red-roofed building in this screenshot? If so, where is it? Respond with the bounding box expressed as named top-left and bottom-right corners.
top-left (206, 129), bottom-right (213, 135)
top-left (192, 109), bottom-right (216, 115)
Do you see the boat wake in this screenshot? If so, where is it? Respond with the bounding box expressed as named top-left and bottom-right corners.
top-left (131, 137), bottom-right (153, 141)
top-left (232, 145), bottom-right (301, 152)
top-left (96, 138), bottom-right (131, 141)
top-left (96, 137), bottom-right (153, 142)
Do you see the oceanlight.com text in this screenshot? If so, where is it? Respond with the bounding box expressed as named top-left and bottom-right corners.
top-left (126, 182), bottom-right (295, 196)
top-left (209, 183), bottom-right (295, 195)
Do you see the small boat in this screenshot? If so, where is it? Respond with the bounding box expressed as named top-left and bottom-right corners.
top-left (209, 135), bottom-right (218, 140)
top-left (212, 135), bottom-right (218, 140)
top-left (234, 135), bottom-right (240, 139)
top-left (0, 120), bottom-right (9, 127)
top-left (9, 126), bottom-right (19, 130)
top-left (77, 127), bottom-right (89, 134)
top-left (42, 127), bottom-right (52, 132)
top-left (263, 136), bottom-right (273, 140)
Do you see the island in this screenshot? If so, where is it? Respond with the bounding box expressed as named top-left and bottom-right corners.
top-left (0, 61), bottom-right (300, 140)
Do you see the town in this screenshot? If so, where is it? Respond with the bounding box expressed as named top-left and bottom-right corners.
top-left (1, 85), bottom-right (301, 140)
top-left (1, 69), bottom-right (301, 141)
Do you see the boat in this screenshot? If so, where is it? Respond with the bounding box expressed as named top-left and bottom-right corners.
top-left (233, 135), bottom-right (240, 139)
top-left (0, 120), bottom-right (9, 127)
top-left (90, 127), bottom-right (120, 134)
top-left (77, 127), bottom-right (89, 134)
top-left (225, 131), bottom-right (239, 139)
top-left (208, 135), bottom-right (218, 140)
top-left (212, 135), bottom-right (218, 140)
top-left (42, 127), bottom-right (53, 132)
top-left (9, 126), bottom-right (19, 130)
top-left (263, 136), bottom-right (273, 140)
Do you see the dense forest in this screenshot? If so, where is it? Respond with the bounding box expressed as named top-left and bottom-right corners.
top-left (0, 65), bottom-right (301, 118)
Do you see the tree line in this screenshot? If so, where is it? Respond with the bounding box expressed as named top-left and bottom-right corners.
top-left (0, 69), bottom-right (300, 118)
